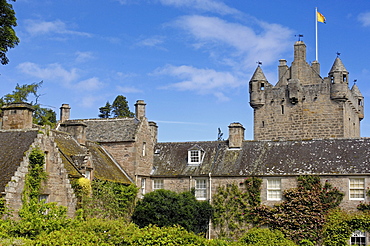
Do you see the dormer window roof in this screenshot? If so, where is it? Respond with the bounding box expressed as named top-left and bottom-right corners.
top-left (188, 145), bottom-right (205, 165)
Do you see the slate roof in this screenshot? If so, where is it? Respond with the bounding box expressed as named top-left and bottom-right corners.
top-left (70, 118), bottom-right (140, 143)
top-left (0, 130), bottom-right (38, 193)
top-left (153, 138), bottom-right (370, 177)
top-left (329, 57), bottom-right (348, 73)
top-left (86, 142), bottom-right (132, 184)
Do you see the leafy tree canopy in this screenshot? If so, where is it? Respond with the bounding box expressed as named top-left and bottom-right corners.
top-left (132, 189), bottom-right (213, 235)
top-left (0, 0), bottom-right (19, 65)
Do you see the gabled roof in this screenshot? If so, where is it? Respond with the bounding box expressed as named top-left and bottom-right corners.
top-left (86, 142), bottom-right (132, 184)
top-left (153, 138), bottom-right (370, 177)
top-left (0, 130), bottom-right (38, 193)
top-left (77, 118), bottom-right (140, 142)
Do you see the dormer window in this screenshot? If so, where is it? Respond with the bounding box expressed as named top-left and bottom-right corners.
top-left (188, 145), bottom-right (204, 165)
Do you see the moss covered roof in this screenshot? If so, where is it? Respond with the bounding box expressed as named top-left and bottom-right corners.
top-left (86, 142), bottom-right (132, 184)
top-left (0, 130), bottom-right (38, 193)
top-left (153, 138), bottom-right (370, 177)
top-left (52, 131), bottom-right (85, 177)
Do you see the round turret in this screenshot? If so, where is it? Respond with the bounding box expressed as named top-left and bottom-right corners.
top-left (329, 57), bottom-right (349, 101)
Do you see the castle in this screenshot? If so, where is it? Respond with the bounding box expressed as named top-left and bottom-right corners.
top-left (0, 41), bottom-right (369, 242)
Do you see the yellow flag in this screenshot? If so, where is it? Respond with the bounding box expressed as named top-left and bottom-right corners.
top-left (317, 11), bottom-right (326, 23)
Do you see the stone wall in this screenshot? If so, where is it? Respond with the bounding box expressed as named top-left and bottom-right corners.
top-left (4, 131), bottom-right (76, 218)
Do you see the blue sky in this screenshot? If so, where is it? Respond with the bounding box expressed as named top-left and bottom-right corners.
top-left (2, 0), bottom-right (370, 142)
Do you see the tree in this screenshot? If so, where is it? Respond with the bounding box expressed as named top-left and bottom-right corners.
top-left (98, 101), bottom-right (111, 118)
top-left (132, 189), bottom-right (213, 235)
top-left (0, 0), bottom-right (19, 65)
top-left (111, 95), bottom-right (134, 118)
top-left (239, 228), bottom-right (297, 246)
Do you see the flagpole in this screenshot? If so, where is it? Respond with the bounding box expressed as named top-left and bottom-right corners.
top-left (315, 7), bottom-right (318, 61)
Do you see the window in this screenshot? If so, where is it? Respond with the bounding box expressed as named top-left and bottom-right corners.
top-left (350, 178), bottom-right (365, 200)
top-left (351, 230), bottom-right (366, 245)
top-left (195, 179), bottom-right (207, 200)
top-left (142, 142), bottom-right (146, 156)
top-left (38, 194), bottom-right (49, 203)
top-left (267, 179), bottom-right (282, 200)
top-left (188, 150), bottom-right (203, 164)
top-left (141, 178), bottom-right (146, 196)
top-left (153, 180), bottom-right (164, 190)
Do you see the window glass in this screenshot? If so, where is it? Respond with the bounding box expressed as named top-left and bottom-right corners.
top-left (153, 180), bottom-right (164, 190)
top-left (351, 230), bottom-right (366, 245)
top-left (195, 179), bottom-right (207, 200)
top-left (350, 178), bottom-right (365, 200)
top-left (267, 179), bottom-right (282, 200)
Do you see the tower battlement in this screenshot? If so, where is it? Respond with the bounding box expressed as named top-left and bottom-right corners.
top-left (249, 41), bottom-right (364, 141)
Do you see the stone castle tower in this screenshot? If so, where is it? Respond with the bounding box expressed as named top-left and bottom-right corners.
top-left (249, 41), bottom-right (364, 140)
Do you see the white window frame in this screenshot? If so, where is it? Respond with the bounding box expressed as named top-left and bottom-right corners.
top-left (267, 178), bottom-right (282, 201)
top-left (349, 178), bottom-right (365, 200)
top-left (351, 230), bottom-right (366, 245)
top-left (188, 150), bottom-right (201, 164)
top-left (153, 179), bottom-right (164, 190)
top-left (195, 179), bottom-right (207, 200)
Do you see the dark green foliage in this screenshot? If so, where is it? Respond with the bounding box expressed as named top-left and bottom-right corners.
top-left (239, 228), bottom-right (297, 246)
top-left (0, 0), bottom-right (19, 65)
top-left (112, 95), bottom-right (134, 118)
top-left (98, 101), bottom-right (112, 118)
top-left (23, 148), bottom-right (46, 202)
top-left (212, 177), bottom-right (262, 240)
top-left (253, 175), bottom-right (344, 244)
top-left (132, 189), bottom-right (213, 235)
top-left (80, 180), bottom-right (138, 220)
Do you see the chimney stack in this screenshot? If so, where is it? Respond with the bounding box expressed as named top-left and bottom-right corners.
top-left (228, 122), bottom-right (245, 149)
top-left (60, 104), bottom-right (71, 123)
top-left (1, 103), bottom-right (35, 130)
top-left (135, 100), bottom-right (146, 119)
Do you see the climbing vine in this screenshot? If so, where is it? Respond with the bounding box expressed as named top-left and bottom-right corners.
top-left (253, 175), bottom-right (344, 244)
top-left (77, 179), bottom-right (138, 220)
top-left (212, 177), bottom-right (262, 240)
top-left (22, 147), bottom-right (47, 205)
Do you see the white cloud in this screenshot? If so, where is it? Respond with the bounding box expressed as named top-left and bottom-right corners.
top-left (155, 64), bottom-right (241, 100)
top-left (25, 19), bottom-right (92, 37)
top-left (75, 77), bottom-right (105, 91)
top-left (137, 36), bottom-right (165, 47)
top-left (159, 0), bottom-right (240, 15)
top-left (116, 85), bottom-right (143, 93)
top-left (75, 51), bottom-right (95, 63)
top-left (175, 15), bottom-right (293, 68)
top-left (358, 12), bottom-right (370, 27)
top-left (17, 62), bottom-right (79, 83)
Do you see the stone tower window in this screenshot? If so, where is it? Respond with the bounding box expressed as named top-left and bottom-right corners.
top-left (262, 121), bottom-right (265, 128)
top-left (343, 74), bottom-right (347, 83)
top-left (260, 83), bottom-right (265, 91)
top-left (281, 105), bottom-right (285, 114)
top-left (358, 99), bottom-right (363, 106)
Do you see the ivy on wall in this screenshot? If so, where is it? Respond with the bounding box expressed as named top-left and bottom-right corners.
top-left (253, 175), bottom-right (344, 244)
top-left (74, 179), bottom-right (138, 220)
top-left (212, 177), bottom-right (262, 240)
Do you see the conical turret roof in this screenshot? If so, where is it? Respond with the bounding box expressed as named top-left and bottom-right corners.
top-left (351, 83), bottom-right (363, 97)
top-left (329, 57), bottom-right (348, 74)
top-left (250, 66), bottom-right (267, 81)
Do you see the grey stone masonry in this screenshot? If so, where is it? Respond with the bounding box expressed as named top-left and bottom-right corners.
top-left (249, 41), bottom-right (364, 140)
